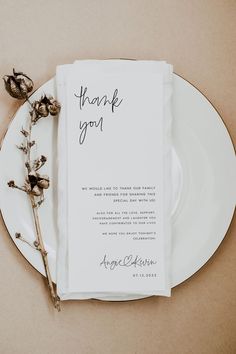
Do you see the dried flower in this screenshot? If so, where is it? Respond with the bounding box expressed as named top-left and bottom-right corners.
top-left (31, 95), bottom-right (61, 123)
top-left (3, 69), bottom-right (33, 99)
top-left (8, 180), bottom-right (16, 188)
top-left (37, 175), bottom-right (50, 189)
top-left (41, 155), bottom-right (47, 163)
top-left (33, 100), bottom-right (49, 117)
top-left (24, 180), bottom-right (31, 193)
top-left (28, 169), bottom-right (50, 194)
top-left (28, 170), bottom-right (38, 188)
top-left (31, 185), bottom-right (42, 196)
top-left (38, 103), bottom-right (48, 117)
top-left (48, 99), bottom-right (61, 116)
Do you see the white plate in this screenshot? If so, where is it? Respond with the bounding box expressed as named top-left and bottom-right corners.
top-left (0, 74), bottom-right (235, 300)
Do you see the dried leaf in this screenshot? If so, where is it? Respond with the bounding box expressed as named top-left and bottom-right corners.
top-left (29, 140), bottom-right (35, 148)
top-left (17, 143), bottom-right (28, 154)
top-left (21, 128), bottom-right (29, 137)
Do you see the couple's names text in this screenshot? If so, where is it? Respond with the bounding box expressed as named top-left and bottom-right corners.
top-left (74, 86), bottom-right (123, 144)
top-left (100, 254), bottom-right (157, 271)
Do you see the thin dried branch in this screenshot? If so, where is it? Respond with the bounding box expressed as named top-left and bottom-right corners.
top-left (15, 232), bottom-right (38, 250)
top-left (7, 180), bottom-right (27, 193)
top-left (29, 194), bottom-right (60, 310)
top-left (4, 71), bottom-right (61, 311)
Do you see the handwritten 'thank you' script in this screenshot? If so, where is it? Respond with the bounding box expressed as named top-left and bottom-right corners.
top-left (74, 86), bottom-right (123, 144)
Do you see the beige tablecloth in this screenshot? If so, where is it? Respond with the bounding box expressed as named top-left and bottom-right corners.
top-left (0, 1), bottom-right (235, 353)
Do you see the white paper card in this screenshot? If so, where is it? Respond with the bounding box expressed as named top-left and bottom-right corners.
top-left (57, 60), bottom-right (172, 299)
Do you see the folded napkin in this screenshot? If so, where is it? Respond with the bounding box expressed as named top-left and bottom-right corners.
top-left (56, 60), bottom-right (173, 300)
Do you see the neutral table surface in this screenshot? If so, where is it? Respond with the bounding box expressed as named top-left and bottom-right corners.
top-left (0, 1), bottom-right (235, 353)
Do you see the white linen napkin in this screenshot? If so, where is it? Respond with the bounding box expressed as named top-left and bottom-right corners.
top-left (56, 60), bottom-right (173, 300)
